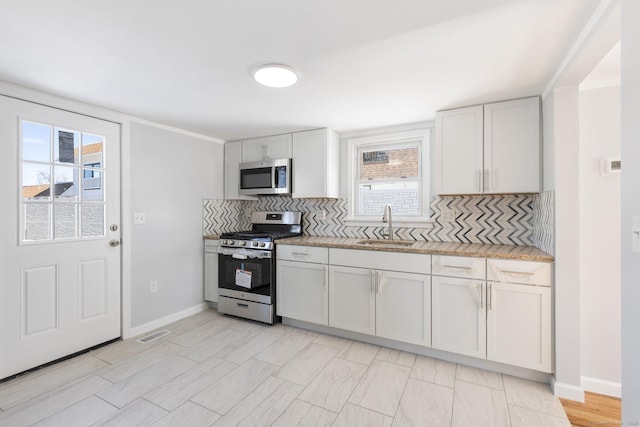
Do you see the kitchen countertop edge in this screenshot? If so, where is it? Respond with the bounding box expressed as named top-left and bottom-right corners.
top-left (273, 236), bottom-right (554, 262)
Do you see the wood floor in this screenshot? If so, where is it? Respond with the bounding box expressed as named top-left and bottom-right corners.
top-left (561, 392), bottom-right (621, 427)
top-left (0, 308), bottom-right (573, 426)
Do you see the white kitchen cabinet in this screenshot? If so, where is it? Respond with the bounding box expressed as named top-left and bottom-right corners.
top-left (224, 141), bottom-right (255, 200)
top-left (329, 265), bottom-right (376, 334)
top-left (328, 248), bottom-right (431, 343)
top-left (484, 98), bottom-right (541, 193)
top-left (434, 105), bottom-right (484, 195)
top-left (292, 128), bottom-right (339, 198)
top-left (376, 270), bottom-right (430, 346)
top-left (486, 281), bottom-right (551, 372)
top-left (276, 245), bottom-right (329, 325)
top-left (431, 255), bottom-right (486, 358)
top-left (432, 275), bottom-right (486, 358)
top-left (434, 96), bottom-right (540, 195)
top-left (204, 240), bottom-right (219, 302)
top-left (241, 133), bottom-right (292, 163)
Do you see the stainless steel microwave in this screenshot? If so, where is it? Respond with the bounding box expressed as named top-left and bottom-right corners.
top-left (239, 158), bottom-right (291, 196)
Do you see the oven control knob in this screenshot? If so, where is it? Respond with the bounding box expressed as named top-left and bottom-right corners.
top-left (225, 240), bottom-right (232, 245)
top-left (259, 242), bottom-right (266, 247)
top-left (239, 241), bottom-right (246, 246)
top-left (252, 242), bottom-right (259, 247)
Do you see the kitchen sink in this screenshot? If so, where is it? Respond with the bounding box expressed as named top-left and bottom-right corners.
top-left (357, 239), bottom-right (416, 247)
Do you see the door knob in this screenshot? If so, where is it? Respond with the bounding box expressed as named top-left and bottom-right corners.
top-left (109, 239), bottom-right (121, 247)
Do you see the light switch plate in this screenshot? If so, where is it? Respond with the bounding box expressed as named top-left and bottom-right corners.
top-left (134, 212), bottom-right (146, 225)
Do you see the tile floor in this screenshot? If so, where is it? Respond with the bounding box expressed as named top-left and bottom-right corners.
top-left (0, 309), bottom-right (570, 426)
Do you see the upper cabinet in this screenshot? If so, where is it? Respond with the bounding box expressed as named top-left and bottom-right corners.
top-left (435, 96), bottom-right (541, 195)
top-left (224, 141), bottom-right (254, 200)
top-left (292, 128), bottom-right (339, 198)
top-left (241, 133), bottom-right (292, 163)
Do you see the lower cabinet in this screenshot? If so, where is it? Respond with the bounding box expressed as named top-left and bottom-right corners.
top-left (376, 270), bottom-right (431, 346)
top-left (432, 276), bottom-right (486, 358)
top-left (204, 240), bottom-right (219, 302)
top-left (275, 245), bottom-right (552, 373)
top-left (487, 281), bottom-right (551, 372)
top-left (329, 265), bottom-right (431, 345)
top-left (328, 266), bottom-right (376, 334)
top-left (277, 260), bottom-right (328, 325)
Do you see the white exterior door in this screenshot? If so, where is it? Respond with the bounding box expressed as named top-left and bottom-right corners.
top-left (0, 96), bottom-right (121, 379)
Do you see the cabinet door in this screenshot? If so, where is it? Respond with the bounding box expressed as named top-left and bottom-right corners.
top-left (484, 97), bottom-right (541, 193)
top-left (329, 265), bottom-right (375, 334)
top-left (292, 128), bottom-right (339, 198)
top-left (431, 276), bottom-right (486, 358)
top-left (264, 134), bottom-right (292, 159)
top-left (204, 252), bottom-right (218, 302)
top-left (276, 260), bottom-right (328, 325)
top-left (224, 141), bottom-right (254, 200)
top-left (486, 282), bottom-right (551, 372)
top-left (241, 137), bottom-right (266, 163)
top-left (434, 105), bottom-right (484, 195)
top-left (375, 271), bottom-right (430, 346)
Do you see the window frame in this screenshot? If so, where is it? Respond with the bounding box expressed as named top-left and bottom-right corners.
top-left (346, 128), bottom-right (432, 225)
top-left (19, 119), bottom-right (107, 244)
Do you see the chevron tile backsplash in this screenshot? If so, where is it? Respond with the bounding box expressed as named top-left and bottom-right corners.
top-left (532, 190), bottom-right (555, 255)
top-left (204, 193), bottom-right (555, 252)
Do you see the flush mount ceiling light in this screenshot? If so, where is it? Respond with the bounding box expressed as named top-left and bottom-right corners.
top-left (252, 64), bottom-right (299, 88)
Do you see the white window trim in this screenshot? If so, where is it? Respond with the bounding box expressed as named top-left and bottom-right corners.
top-left (345, 128), bottom-right (432, 225)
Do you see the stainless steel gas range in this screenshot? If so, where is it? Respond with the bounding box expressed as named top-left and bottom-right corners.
top-left (217, 211), bottom-right (302, 324)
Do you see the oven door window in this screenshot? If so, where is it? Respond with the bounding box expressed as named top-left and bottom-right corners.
top-left (219, 254), bottom-right (272, 294)
top-left (240, 167), bottom-right (272, 189)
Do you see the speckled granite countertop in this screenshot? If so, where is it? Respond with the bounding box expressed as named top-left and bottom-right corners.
top-left (274, 236), bottom-right (554, 262)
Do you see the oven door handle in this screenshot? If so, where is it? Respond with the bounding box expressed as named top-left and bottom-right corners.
top-left (232, 253), bottom-right (248, 260)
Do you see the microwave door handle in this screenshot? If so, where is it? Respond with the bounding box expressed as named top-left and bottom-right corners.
top-left (271, 166), bottom-right (277, 189)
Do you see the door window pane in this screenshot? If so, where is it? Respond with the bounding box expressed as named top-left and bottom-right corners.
top-left (54, 203), bottom-right (78, 239)
top-left (24, 203), bottom-right (51, 241)
top-left (22, 162), bottom-right (51, 201)
top-left (82, 133), bottom-right (103, 166)
top-left (82, 169), bottom-right (103, 200)
top-left (82, 204), bottom-right (105, 237)
top-left (22, 121), bottom-right (51, 163)
top-left (54, 128), bottom-right (79, 165)
top-left (54, 166), bottom-right (79, 200)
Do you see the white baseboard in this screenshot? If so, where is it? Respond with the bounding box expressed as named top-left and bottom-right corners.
top-left (552, 379), bottom-right (585, 402)
top-left (581, 376), bottom-right (622, 398)
top-left (124, 303), bottom-right (208, 339)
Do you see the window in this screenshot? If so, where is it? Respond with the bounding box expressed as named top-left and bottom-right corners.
top-left (347, 129), bottom-right (430, 223)
top-left (21, 120), bottom-right (106, 242)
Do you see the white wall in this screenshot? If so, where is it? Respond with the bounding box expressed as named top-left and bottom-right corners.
top-left (546, 87), bottom-right (584, 400)
top-left (578, 85), bottom-right (621, 396)
top-left (130, 122), bottom-right (223, 328)
top-left (621, 0), bottom-right (640, 421)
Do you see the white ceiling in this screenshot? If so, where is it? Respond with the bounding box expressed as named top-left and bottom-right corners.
top-left (0, 0), bottom-right (602, 140)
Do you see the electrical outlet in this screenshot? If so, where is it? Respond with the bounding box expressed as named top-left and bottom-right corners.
top-left (441, 208), bottom-right (457, 222)
top-left (150, 280), bottom-right (158, 293)
top-left (134, 212), bottom-right (146, 225)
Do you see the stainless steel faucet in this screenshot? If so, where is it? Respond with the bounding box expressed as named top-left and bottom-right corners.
top-left (382, 204), bottom-right (394, 240)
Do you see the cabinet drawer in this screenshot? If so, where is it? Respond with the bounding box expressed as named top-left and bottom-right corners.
top-left (432, 255), bottom-right (485, 279)
top-left (277, 245), bottom-right (328, 264)
top-left (330, 248), bottom-right (430, 275)
top-left (487, 259), bottom-right (551, 286)
top-left (205, 239), bottom-right (220, 252)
